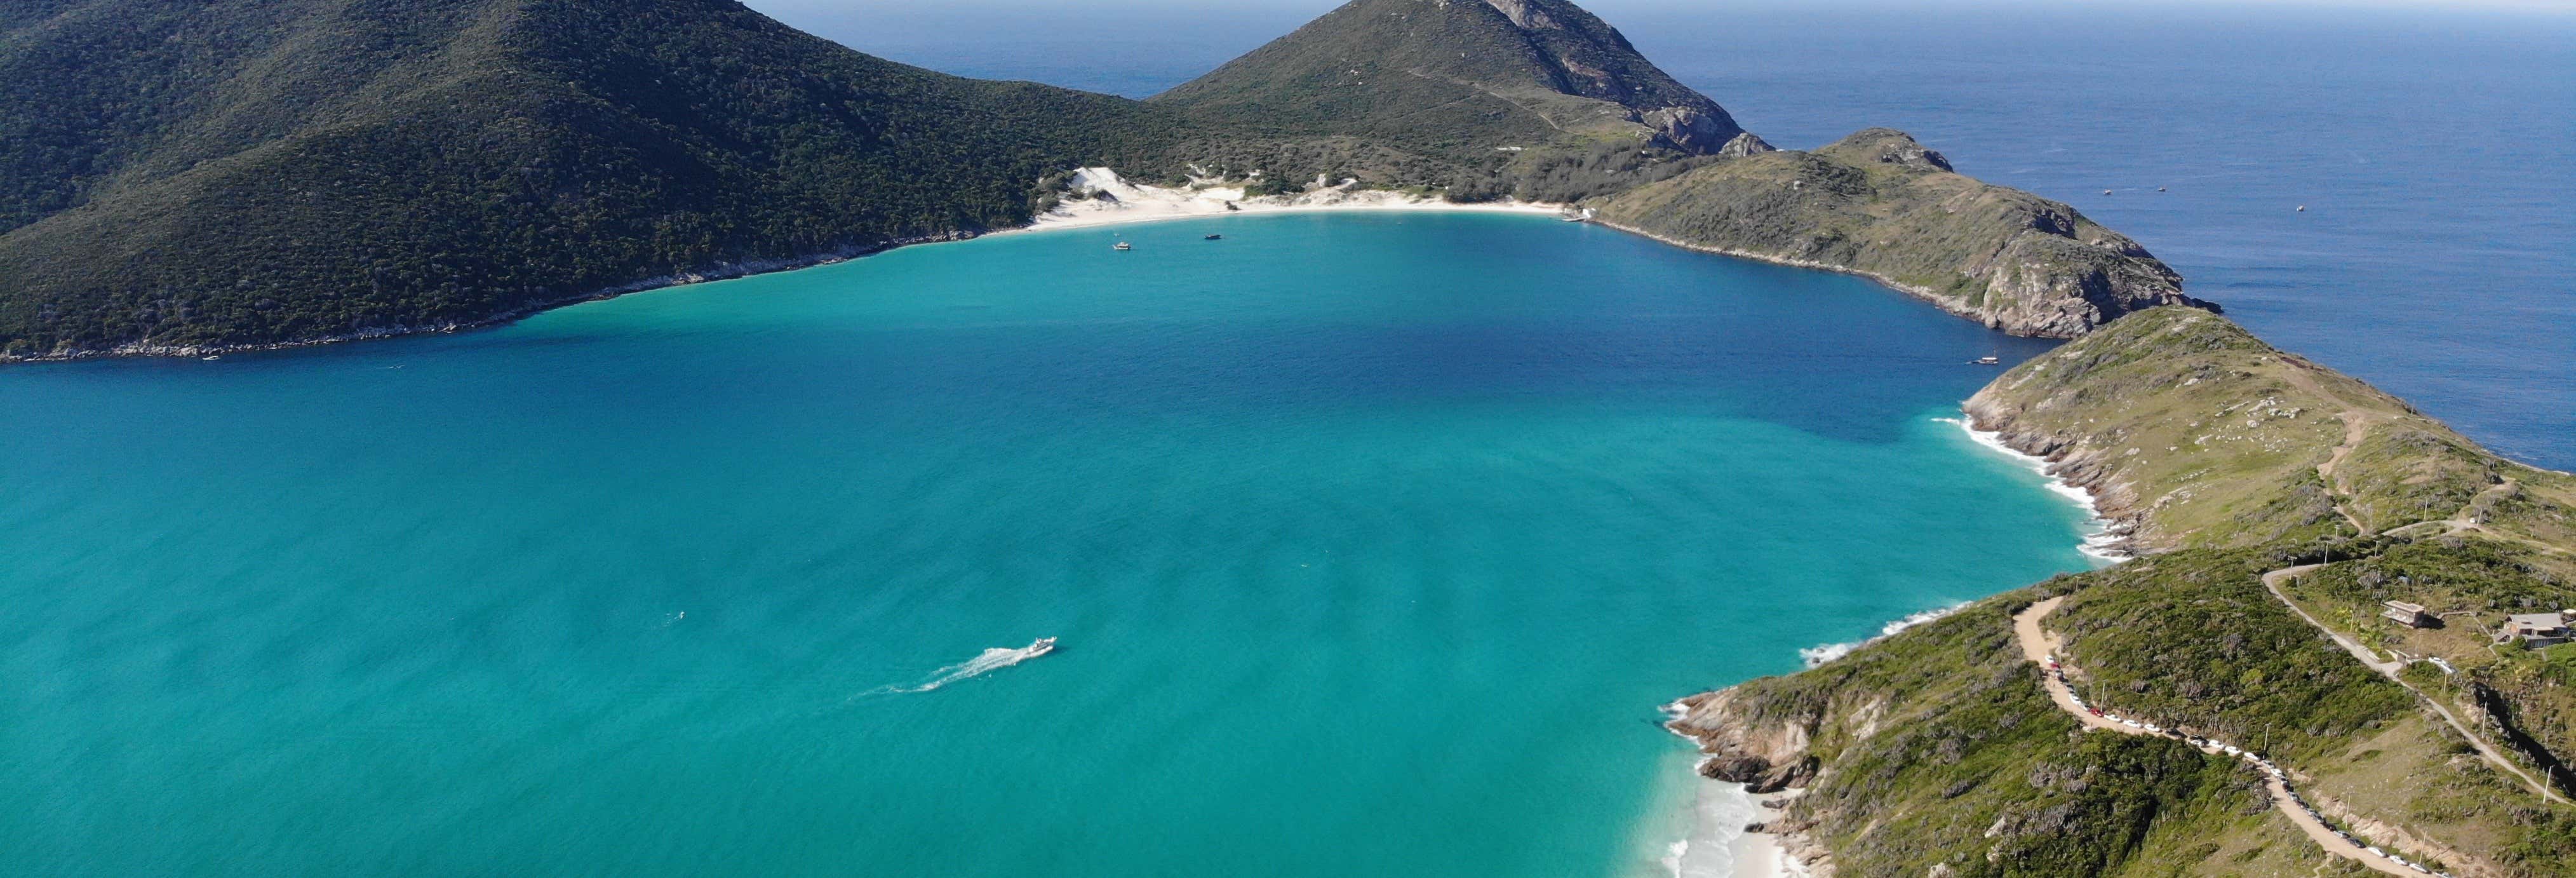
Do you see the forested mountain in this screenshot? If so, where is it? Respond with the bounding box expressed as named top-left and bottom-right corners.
top-left (0, 0), bottom-right (2190, 355)
top-left (0, 0), bottom-right (1186, 356)
top-left (1151, 0), bottom-right (1744, 158)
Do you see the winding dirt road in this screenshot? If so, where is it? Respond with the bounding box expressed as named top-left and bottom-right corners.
top-left (2015, 597), bottom-right (2422, 877)
top-left (2259, 567), bottom-right (2572, 806)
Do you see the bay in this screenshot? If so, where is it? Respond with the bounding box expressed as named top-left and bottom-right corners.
top-left (791, 0), bottom-right (2576, 469)
top-left (0, 213), bottom-right (2091, 875)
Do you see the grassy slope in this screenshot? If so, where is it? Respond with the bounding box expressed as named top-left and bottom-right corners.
top-left (1677, 596), bottom-right (2352, 877)
top-left (1675, 307), bottom-right (2576, 876)
top-left (1593, 130), bottom-right (2208, 339)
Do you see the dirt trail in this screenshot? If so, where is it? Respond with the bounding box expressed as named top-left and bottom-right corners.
top-left (2261, 393), bottom-right (2570, 805)
top-left (2260, 568), bottom-right (2572, 806)
top-left (2013, 598), bottom-right (2422, 876)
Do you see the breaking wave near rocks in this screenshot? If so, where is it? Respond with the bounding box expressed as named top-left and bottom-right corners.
top-left (1798, 603), bottom-right (1968, 668)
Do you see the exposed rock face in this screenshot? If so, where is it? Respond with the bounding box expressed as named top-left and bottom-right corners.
top-left (1837, 128), bottom-right (1953, 171)
top-left (1667, 687), bottom-right (1824, 792)
top-left (1635, 105), bottom-right (1734, 152)
top-left (1716, 132), bottom-right (1777, 158)
top-left (1594, 129), bottom-right (2216, 338)
top-left (1482, 0), bottom-right (1557, 29)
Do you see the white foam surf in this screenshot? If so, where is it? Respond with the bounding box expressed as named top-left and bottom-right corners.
top-left (1797, 602), bottom-right (1969, 668)
top-left (1938, 417), bottom-right (2130, 565)
top-left (852, 642), bottom-right (1052, 699)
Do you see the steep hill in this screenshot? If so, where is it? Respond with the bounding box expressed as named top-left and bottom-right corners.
top-left (1592, 129), bottom-right (2213, 337)
top-left (0, 0), bottom-right (2203, 357)
top-left (0, 0), bottom-right (1186, 357)
top-left (1671, 308), bottom-right (2576, 877)
top-left (1151, 0), bottom-right (1743, 157)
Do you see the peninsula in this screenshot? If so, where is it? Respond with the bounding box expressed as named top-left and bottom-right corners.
top-left (1672, 309), bottom-right (2576, 875)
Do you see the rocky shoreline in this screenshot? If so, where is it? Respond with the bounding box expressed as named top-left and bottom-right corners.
top-left (1663, 687), bottom-right (1837, 876)
top-left (1959, 394), bottom-right (2154, 557)
top-left (1590, 219), bottom-right (2120, 344)
top-left (1656, 391), bottom-right (2151, 877)
top-left (1590, 130), bottom-right (2217, 339)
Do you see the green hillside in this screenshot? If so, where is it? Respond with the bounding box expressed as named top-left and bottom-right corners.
top-left (0, 0), bottom-right (2201, 356)
top-left (1592, 129), bottom-right (2213, 338)
top-left (1674, 308), bottom-right (2576, 876)
top-left (0, 0), bottom-right (1187, 356)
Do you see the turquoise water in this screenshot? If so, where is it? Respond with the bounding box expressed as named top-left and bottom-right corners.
top-left (0, 213), bottom-right (2093, 875)
top-left (797, 1), bottom-right (2576, 469)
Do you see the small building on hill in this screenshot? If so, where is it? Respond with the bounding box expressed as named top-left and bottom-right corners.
top-left (2497, 611), bottom-right (2573, 647)
top-left (2380, 600), bottom-right (2433, 628)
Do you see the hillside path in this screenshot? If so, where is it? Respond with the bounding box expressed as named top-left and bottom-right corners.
top-left (2260, 568), bottom-right (2572, 806)
top-left (2014, 597), bottom-right (2420, 876)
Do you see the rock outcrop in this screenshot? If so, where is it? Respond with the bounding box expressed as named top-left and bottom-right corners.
top-left (1716, 132), bottom-right (1777, 158)
top-left (1667, 687), bottom-right (1823, 792)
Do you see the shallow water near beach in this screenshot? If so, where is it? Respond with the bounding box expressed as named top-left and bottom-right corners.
top-left (0, 213), bottom-right (2095, 875)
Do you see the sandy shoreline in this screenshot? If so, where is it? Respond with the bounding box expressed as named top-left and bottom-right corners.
top-left (1656, 701), bottom-right (1814, 878)
top-left (1005, 167), bottom-right (1567, 234)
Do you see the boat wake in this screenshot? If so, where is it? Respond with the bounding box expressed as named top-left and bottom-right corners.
top-left (850, 638), bottom-right (1056, 699)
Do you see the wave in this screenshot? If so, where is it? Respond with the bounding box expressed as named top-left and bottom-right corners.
top-left (1658, 778), bottom-right (1761, 878)
top-left (1799, 602), bottom-right (1969, 668)
top-left (850, 642), bottom-right (1052, 699)
top-left (1937, 417), bottom-right (2130, 565)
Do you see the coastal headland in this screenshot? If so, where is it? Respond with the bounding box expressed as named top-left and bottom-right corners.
top-left (1670, 308), bottom-right (2576, 875)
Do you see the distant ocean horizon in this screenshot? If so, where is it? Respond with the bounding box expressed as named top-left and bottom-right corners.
top-left (764, 0), bottom-right (2576, 470)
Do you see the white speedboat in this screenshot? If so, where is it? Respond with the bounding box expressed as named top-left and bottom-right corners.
top-left (1112, 241), bottom-right (1132, 251)
top-left (1026, 637), bottom-right (1057, 656)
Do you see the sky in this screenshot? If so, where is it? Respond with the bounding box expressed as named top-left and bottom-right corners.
top-left (744, 0), bottom-right (2576, 101)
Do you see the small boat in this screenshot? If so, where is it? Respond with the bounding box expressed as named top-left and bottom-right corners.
top-left (2296, 205), bottom-right (2307, 212)
top-left (1026, 637), bottom-right (1057, 656)
top-left (2156, 186), bottom-right (2167, 192)
top-left (1204, 234), bottom-right (1223, 240)
top-left (2102, 189), bottom-right (2114, 195)
top-left (1973, 355), bottom-right (2001, 365)
top-left (1112, 241), bottom-right (1132, 251)
top-left (201, 355), bottom-right (220, 361)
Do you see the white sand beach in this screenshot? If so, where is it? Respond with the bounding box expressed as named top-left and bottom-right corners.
top-left (1011, 167), bottom-right (1567, 233)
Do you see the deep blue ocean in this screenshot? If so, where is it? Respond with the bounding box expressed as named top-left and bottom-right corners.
top-left (788, 0), bottom-right (2576, 470)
